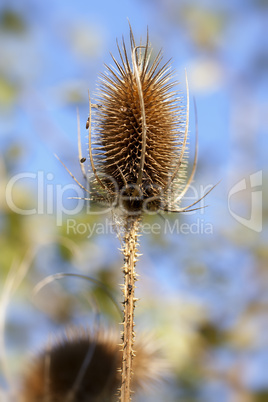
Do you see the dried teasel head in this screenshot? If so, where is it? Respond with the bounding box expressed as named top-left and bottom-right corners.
top-left (88, 25), bottom-right (192, 215)
top-left (19, 327), bottom-right (167, 402)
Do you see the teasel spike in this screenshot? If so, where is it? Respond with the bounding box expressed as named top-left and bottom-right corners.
top-left (88, 91), bottom-right (115, 197)
top-left (117, 38), bottom-right (132, 79)
top-left (162, 68), bottom-right (189, 194)
top-left (99, 67), bottom-right (122, 89)
top-left (128, 21), bottom-right (136, 59)
top-left (117, 164), bottom-right (128, 187)
top-left (87, 23), bottom-right (206, 401)
top-left (140, 27), bottom-right (150, 80)
top-left (109, 52), bottom-right (127, 81)
top-left (146, 49), bottom-right (164, 82)
top-left (147, 55), bottom-right (170, 85)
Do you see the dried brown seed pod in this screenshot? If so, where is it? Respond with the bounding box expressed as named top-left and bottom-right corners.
top-left (89, 26), bottom-right (189, 215)
top-left (19, 327), bottom-right (167, 402)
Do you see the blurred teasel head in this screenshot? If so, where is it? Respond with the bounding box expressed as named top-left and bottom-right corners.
top-left (19, 327), bottom-right (167, 402)
top-left (89, 25), bottom-right (191, 215)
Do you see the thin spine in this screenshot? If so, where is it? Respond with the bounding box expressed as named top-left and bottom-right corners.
top-left (77, 107), bottom-right (86, 179)
top-left (119, 217), bottom-right (140, 402)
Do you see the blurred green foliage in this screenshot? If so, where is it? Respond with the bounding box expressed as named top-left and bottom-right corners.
top-left (0, 9), bottom-right (26, 34)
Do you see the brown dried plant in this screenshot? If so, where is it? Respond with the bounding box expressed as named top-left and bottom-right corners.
top-left (88, 25), bottom-right (196, 401)
top-left (54, 23), bottom-right (215, 401)
top-left (19, 327), bottom-right (166, 402)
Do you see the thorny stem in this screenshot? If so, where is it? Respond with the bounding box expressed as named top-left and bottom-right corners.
top-left (119, 216), bottom-right (140, 401)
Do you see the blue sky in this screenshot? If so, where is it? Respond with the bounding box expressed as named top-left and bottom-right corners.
top-left (0, 0), bottom-right (267, 398)
top-left (1, 0), bottom-right (266, 183)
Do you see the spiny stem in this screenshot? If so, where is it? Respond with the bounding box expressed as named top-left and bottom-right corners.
top-left (120, 216), bottom-right (140, 401)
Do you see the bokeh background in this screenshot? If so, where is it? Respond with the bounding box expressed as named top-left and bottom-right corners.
top-left (0, 0), bottom-right (267, 401)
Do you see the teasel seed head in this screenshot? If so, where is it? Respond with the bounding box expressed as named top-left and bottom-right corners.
top-left (19, 327), bottom-right (167, 402)
top-left (90, 25), bottom-right (189, 215)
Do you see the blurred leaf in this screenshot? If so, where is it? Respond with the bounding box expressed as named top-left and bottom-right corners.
top-left (5, 144), bottom-right (24, 160)
top-left (181, 5), bottom-right (227, 51)
top-left (0, 9), bottom-right (26, 34)
top-left (58, 241), bottom-right (74, 261)
top-left (198, 321), bottom-right (226, 347)
top-left (0, 76), bottom-right (18, 109)
top-left (255, 390), bottom-right (268, 401)
top-left (64, 88), bottom-right (85, 104)
top-left (0, 210), bottom-right (29, 274)
top-left (176, 365), bottom-right (203, 401)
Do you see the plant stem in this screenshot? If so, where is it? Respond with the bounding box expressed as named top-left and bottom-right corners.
top-left (119, 216), bottom-right (140, 401)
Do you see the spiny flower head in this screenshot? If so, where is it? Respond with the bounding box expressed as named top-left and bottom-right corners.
top-left (90, 26), bottom-right (189, 215)
top-left (19, 327), bottom-right (167, 402)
